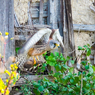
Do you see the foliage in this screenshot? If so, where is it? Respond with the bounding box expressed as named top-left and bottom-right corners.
top-left (20, 44), bottom-right (95, 95)
top-left (0, 32), bottom-right (19, 95)
top-left (0, 63), bottom-right (20, 95)
top-left (15, 47), bottom-right (20, 54)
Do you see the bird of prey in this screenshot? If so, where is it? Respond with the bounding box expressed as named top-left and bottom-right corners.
top-left (27, 39), bottom-right (60, 64)
top-left (11, 28), bottom-right (64, 71)
top-left (18, 28), bottom-right (64, 54)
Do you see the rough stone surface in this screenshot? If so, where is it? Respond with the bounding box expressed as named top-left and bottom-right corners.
top-left (14, 0), bottom-right (29, 24)
top-left (71, 0), bottom-right (95, 24)
top-left (74, 31), bottom-right (95, 56)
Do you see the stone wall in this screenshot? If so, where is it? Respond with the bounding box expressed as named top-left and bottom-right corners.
top-left (74, 31), bottom-right (95, 56)
top-left (14, 0), bottom-right (29, 24)
top-left (71, 0), bottom-right (95, 56)
top-left (71, 0), bottom-right (95, 24)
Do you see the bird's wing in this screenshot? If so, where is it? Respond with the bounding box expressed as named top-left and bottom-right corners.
top-left (18, 28), bottom-right (52, 54)
top-left (53, 29), bottom-right (64, 48)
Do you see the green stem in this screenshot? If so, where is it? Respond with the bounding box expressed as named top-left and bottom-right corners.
top-left (80, 73), bottom-right (83, 95)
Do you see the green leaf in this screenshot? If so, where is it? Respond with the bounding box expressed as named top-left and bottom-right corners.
top-left (86, 83), bottom-right (90, 88)
top-left (60, 53), bottom-right (63, 58)
top-left (33, 82), bottom-right (40, 88)
top-left (47, 61), bottom-right (56, 66)
top-left (81, 61), bottom-right (87, 65)
top-left (78, 46), bottom-right (83, 50)
top-left (70, 60), bottom-right (75, 64)
top-left (66, 56), bottom-right (71, 61)
top-left (43, 77), bottom-right (49, 82)
top-left (69, 67), bottom-right (74, 73)
top-left (87, 44), bottom-right (91, 48)
top-left (50, 53), bottom-right (54, 57)
top-left (62, 87), bottom-right (67, 91)
top-left (92, 65), bottom-right (95, 71)
top-left (15, 47), bottom-right (20, 54)
top-left (55, 64), bottom-right (61, 72)
top-left (82, 71), bottom-right (86, 75)
top-left (83, 45), bottom-right (88, 49)
top-left (54, 72), bottom-right (62, 77)
top-left (70, 79), bottom-right (74, 84)
top-left (47, 56), bottom-right (56, 61)
top-left (69, 88), bottom-right (73, 92)
top-left (62, 64), bottom-right (69, 69)
top-left (38, 86), bottom-right (44, 92)
top-left (74, 76), bottom-right (79, 83)
top-left (43, 63), bottom-right (47, 67)
top-left (86, 48), bottom-right (91, 56)
top-left (44, 89), bottom-right (49, 95)
top-left (54, 52), bottom-right (59, 57)
top-left (85, 65), bottom-right (89, 70)
top-left (33, 89), bottom-right (40, 95)
top-left (89, 66), bottom-right (93, 74)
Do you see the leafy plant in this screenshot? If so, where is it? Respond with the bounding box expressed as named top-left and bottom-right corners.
top-left (0, 63), bottom-right (20, 95)
top-left (20, 44), bottom-right (95, 95)
top-left (0, 32), bottom-right (20, 95)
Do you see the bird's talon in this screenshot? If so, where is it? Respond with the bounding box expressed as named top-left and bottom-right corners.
top-left (36, 56), bottom-right (39, 61)
top-left (32, 56), bottom-right (36, 65)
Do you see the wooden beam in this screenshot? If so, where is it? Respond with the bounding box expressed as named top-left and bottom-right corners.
top-left (0, 0), bottom-right (14, 60)
top-left (73, 24), bottom-right (95, 32)
top-left (63, 0), bottom-right (76, 59)
top-left (28, 1), bottom-right (32, 25)
top-left (14, 12), bottom-right (20, 27)
top-left (58, 0), bottom-right (63, 36)
top-left (15, 25), bottom-right (51, 29)
top-left (14, 35), bottom-right (26, 40)
top-left (48, 0), bottom-right (59, 29)
top-left (39, 0), bottom-right (44, 24)
top-left (47, 0), bottom-right (50, 25)
top-left (63, 0), bottom-right (69, 57)
top-left (15, 75), bottom-right (54, 86)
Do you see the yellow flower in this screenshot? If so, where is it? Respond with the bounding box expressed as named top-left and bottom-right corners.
top-left (10, 37), bottom-right (14, 40)
top-left (6, 79), bottom-right (8, 83)
top-left (0, 32), bottom-right (2, 35)
top-left (1, 89), bottom-right (4, 94)
top-left (1, 56), bottom-right (4, 58)
top-left (5, 32), bottom-right (9, 36)
top-left (15, 65), bottom-right (18, 69)
top-left (4, 70), bottom-right (10, 76)
top-left (6, 89), bottom-right (9, 95)
top-left (12, 72), bottom-right (17, 77)
top-left (11, 64), bottom-right (14, 68)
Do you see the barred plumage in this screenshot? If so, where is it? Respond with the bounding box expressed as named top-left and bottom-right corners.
top-left (15, 53), bottom-right (28, 71)
top-left (14, 28), bottom-right (64, 71)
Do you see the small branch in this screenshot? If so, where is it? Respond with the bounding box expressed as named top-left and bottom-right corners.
top-left (90, 5), bottom-right (95, 13)
top-left (80, 73), bottom-right (83, 95)
top-left (4, 74), bottom-right (13, 95)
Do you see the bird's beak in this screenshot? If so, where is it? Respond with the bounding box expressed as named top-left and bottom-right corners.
top-left (56, 44), bottom-right (60, 48)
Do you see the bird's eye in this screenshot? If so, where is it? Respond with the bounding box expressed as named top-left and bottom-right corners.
top-left (55, 43), bottom-right (59, 47)
top-left (54, 43), bottom-right (56, 47)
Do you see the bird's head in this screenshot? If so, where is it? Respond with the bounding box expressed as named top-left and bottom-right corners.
top-left (49, 40), bottom-right (60, 49)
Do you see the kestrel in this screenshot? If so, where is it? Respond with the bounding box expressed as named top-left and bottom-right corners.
top-left (7, 28), bottom-right (64, 71)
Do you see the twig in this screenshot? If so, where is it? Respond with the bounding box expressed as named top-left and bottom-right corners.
top-left (80, 73), bottom-right (83, 95)
top-left (4, 73), bottom-right (13, 95)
